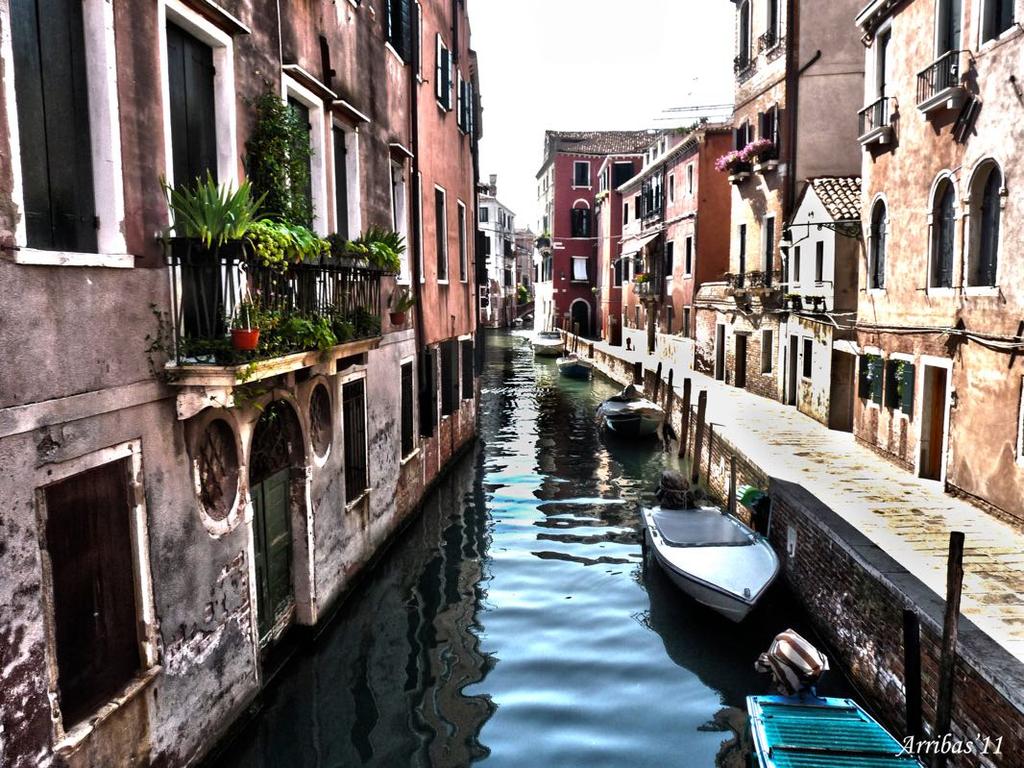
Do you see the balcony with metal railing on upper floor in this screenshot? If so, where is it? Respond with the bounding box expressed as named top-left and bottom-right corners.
top-left (917, 50), bottom-right (967, 115)
top-left (858, 96), bottom-right (894, 147)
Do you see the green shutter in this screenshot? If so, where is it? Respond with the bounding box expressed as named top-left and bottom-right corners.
top-left (901, 363), bottom-right (915, 416)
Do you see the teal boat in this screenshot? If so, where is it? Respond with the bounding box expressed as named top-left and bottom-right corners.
top-left (747, 695), bottom-right (922, 767)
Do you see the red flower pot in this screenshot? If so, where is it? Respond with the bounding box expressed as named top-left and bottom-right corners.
top-left (390, 311), bottom-right (408, 327)
top-left (231, 328), bottom-right (260, 351)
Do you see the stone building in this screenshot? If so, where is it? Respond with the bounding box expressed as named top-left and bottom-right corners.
top-left (594, 154), bottom-right (643, 345)
top-left (615, 123), bottom-right (733, 365)
top-left (477, 175), bottom-right (516, 328)
top-left (533, 130), bottom-right (654, 335)
top-left (854, 0), bottom-right (1024, 522)
top-left (699, 0), bottom-right (863, 397)
top-left (0, 1), bottom-right (480, 766)
top-left (514, 226), bottom-right (535, 299)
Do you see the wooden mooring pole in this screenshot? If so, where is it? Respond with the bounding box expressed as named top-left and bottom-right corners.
top-left (690, 390), bottom-right (707, 485)
top-left (933, 531), bottom-right (965, 768)
top-left (678, 378), bottom-right (692, 459)
top-left (903, 609), bottom-right (923, 742)
top-left (653, 362), bottom-right (663, 401)
top-left (728, 456), bottom-right (737, 517)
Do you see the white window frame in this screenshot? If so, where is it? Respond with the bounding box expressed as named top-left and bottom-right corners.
top-left (963, 158), bottom-right (1004, 296)
top-left (35, 439), bottom-right (159, 746)
top-left (417, 172), bottom-right (424, 283)
top-left (331, 120), bottom-right (362, 239)
top-left (400, 355), bottom-right (419, 463)
top-left (282, 75), bottom-right (329, 235)
top-left (1, 0), bottom-right (130, 266)
top-left (978, 0), bottom-right (1017, 48)
top-left (435, 184), bottom-right (448, 284)
top-left (926, 171), bottom-right (958, 297)
top-left (392, 161), bottom-right (409, 282)
top-left (415, 2), bottom-right (423, 78)
top-left (457, 199), bottom-right (468, 283)
top-left (801, 336), bottom-right (814, 381)
top-left (573, 160), bottom-right (591, 188)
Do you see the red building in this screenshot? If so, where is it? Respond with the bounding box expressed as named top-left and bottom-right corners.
top-left (534, 130), bottom-right (654, 335)
top-left (595, 154), bottom-right (644, 343)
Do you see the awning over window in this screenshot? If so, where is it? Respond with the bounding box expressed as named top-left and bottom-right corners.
top-left (833, 339), bottom-right (860, 356)
top-left (620, 232), bottom-right (661, 258)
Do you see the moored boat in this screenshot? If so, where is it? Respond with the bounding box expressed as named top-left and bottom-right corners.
top-left (532, 331), bottom-right (564, 357)
top-left (556, 353), bottom-right (593, 380)
top-left (598, 384), bottom-right (664, 437)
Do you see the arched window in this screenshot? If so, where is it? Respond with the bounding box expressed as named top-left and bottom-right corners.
top-left (737, 1), bottom-right (751, 67)
top-left (968, 162), bottom-right (1002, 287)
top-left (869, 201), bottom-right (887, 289)
top-left (930, 179), bottom-right (956, 288)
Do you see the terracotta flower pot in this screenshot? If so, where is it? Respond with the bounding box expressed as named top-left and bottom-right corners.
top-left (390, 311), bottom-right (408, 327)
top-left (231, 328), bottom-right (260, 351)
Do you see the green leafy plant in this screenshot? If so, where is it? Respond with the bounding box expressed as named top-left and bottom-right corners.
top-left (352, 306), bottom-right (382, 338)
top-left (163, 173), bottom-right (265, 248)
top-left (389, 286), bottom-right (416, 313)
top-left (518, 284), bottom-right (529, 303)
top-left (245, 91), bottom-right (313, 226)
top-left (346, 227), bottom-right (406, 273)
top-left (246, 219), bottom-right (329, 270)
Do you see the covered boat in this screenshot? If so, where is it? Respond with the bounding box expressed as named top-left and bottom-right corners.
top-left (598, 384), bottom-right (664, 437)
top-left (556, 353), bottom-right (593, 380)
top-left (640, 471), bottom-right (778, 622)
top-left (532, 331), bottom-right (564, 357)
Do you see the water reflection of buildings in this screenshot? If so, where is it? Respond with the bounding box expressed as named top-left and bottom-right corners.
top-left (214, 448), bottom-right (494, 768)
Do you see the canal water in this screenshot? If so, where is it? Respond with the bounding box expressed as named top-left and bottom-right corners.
top-left (213, 331), bottom-right (848, 768)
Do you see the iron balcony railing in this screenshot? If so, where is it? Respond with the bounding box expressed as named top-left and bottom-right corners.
top-left (758, 29), bottom-right (778, 52)
top-left (733, 54), bottom-right (752, 75)
top-left (917, 50), bottom-right (961, 106)
top-left (858, 97), bottom-right (892, 137)
top-left (167, 239), bottom-right (384, 366)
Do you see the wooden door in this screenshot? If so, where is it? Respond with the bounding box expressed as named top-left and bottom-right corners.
top-left (715, 325), bottom-right (726, 381)
top-left (252, 468), bottom-right (292, 642)
top-left (920, 367), bottom-right (947, 480)
top-left (787, 335), bottom-right (799, 405)
top-left (166, 23), bottom-right (217, 187)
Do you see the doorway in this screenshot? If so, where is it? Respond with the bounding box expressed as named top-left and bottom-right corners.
top-left (735, 334), bottom-right (748, 389)
top-left (919, 365), bottom-right (948, 481)
top-left (787, 335), bottom-right (799, 406)
top-left (828, 351), bottom-right (855, 432)
top-left (715, 324), bottom-right (726, 381)
top-left (571, 300), bottom-right (591, 337)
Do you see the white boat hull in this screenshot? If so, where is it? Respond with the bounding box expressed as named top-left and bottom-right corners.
top-left (599, 398), bottom-right (665, 438)
top-left (642, 506), bottom-right (779, 622)
top-left (557, 356), bottom-right (593, 379)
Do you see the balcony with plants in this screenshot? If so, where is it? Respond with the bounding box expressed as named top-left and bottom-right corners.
top-left (157, 92), bottom-right (402, 391)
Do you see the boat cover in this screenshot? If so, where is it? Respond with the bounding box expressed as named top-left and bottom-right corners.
top-left (652, 509), bottom-right (752, 547)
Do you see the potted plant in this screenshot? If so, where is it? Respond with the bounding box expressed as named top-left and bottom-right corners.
top-left (714, 150), bottom-right (752, 182)
top-left (231, 297), bottom-right (261, 351)
top-left (743, 138), bottom-right (778, 172)
top-left (389, 287), bottom-right (416, 326)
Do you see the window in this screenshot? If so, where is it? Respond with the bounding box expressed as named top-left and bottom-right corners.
top-left (614, 162), bottom-right (634, 186)
top-left (814, 241), bottom-right (824, 283)
top-left (342, 379), bottom-right (368, 500)
top-left (458, 200), bottom-right (468, 281)
top-left (168, 23), bottom-right (217, 189)
top-left (440, 339), bottom-right (459, 416)
top-left (734, 121), bottom-right (752, 151)
top-left (737, 0), bottom-right (752, 67)
top-left (333, 127), bottom-right (353, 238)
top-left (613, 259), bottom-right (623, 287)
top-left (968, 162), bottom-right (1002, 287)
top-left (415, 1), bottom-right (423, 75)
top-left (802, 338), bottom-right (813, 379)
top-left (435, 187), bottom-right (448, 281)
top-left (287, 97), bottom-right (315, 227)
top-left (684, 235), bottom-right (694, 275)
top-left (858, 354), bottom-right (884, 404)
top-left (392, 163), bottom-right (409, 281)
top-left (12, 0), bottom-right (100, 252)
top-left (885, 359), bottom-right (915, 416)
top-left (767, 0), bottom-right (780, 40)
top-left (683, 307), bottom-right (692, 338)
top-left (572, 256), bottom-right (589, 281)
top-left (401, 361), bottom-right (415, 457)
top-left (983, 0), bottom-right (1014, 42)
top-left (457, 72), bottom-right (474, 134)
top-left (761, 330), bottom-right (773, 373)
top-left (435, 34), bottom-right (452, 109)
top-left (930, 178), bottom-right (955, 288)
top-left (639, 175), bottom-right (664, 219)
top-left (937, 0), bottom-right (962, 55)
top-left (623, 201), bottom-right (630, 225)
top-left (759, 106), bottom-right (780, 154)
top-left (571, 207), bottom-right (592, 237)
top-left (687, 164), bottom-right (694, 194)
top-left (665, 241), bottom-right (675, 278)
top-left (386, 0), bottom-right (412, 60)
top-left (43, 459), bottom-right (142, 727)
top-left (461, 339), bottom-right (474, 399)
top-left (763, 216), bottom-right (775, 281)
top-left (284, 81), bottom-right (329, 234)
top-left (869, 200), bottom-right (887, 289)
top-left (574, 161), bottom-right (591, 187)
top-left (669, 174), bottom-right (676, 203)
top-left (738, 224), bottom-right (747, 282)
top-left (791, 245), bottom-right (801, 286)
top-left (479, 206), bottom-right (489, 223)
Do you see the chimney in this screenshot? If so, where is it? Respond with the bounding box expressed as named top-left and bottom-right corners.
top-left (489, 174), bottom-right (497, 195)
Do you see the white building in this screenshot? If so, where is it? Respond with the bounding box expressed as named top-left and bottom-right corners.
top-left (478, 175), bottom-right (517, 327)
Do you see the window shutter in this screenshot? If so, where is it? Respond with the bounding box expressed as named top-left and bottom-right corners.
top-left (419, 348), bottom-right (437, 436)
top-left (399, 0), bottom-right (412, 60)
top-left (871, 357), bottom-right (884, 405)
top-left (435, 35), bottom-right (443, 101)
top-left (901, 363), bottom-right (915, 416)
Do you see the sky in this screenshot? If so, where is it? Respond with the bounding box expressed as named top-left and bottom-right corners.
top-left (472, 0), bottom-right (735, 231)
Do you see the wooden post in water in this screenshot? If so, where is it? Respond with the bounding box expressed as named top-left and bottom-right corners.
top-left (933, 531), bottom-right (965, 768)
top-left (678, 378), bottom-right (692, 459)
top-left (691, 390), bottom-right (707, 484)
top-left (665, 369), bottom-right (674, 409)
top-left (728, 456), bottom-right (737, 517)
top-left (653, 362), bottom-right (663, 401)
top-left (903, 609), bottom-right (923, 742)
top-left (573, 322), bottom-right (580, 353)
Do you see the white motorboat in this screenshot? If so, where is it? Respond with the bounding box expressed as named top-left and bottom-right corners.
top-left (532, 331), bottom-right (564, 357)
top-left (598, 384), bottom-right (664, 437)
top-left (641, 504), bottom-right (779, 622)
top-left (556, 353), bottom-right (593, 380)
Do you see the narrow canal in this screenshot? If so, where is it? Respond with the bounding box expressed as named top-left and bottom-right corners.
top-left (213, 331), bottom-right (847, 767)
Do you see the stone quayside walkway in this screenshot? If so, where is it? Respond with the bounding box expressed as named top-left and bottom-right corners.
top-left (590, 337), bottom-right (1024, 665)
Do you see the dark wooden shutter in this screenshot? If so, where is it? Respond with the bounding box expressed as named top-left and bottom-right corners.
top-left (11, 0), bottom-right (97, 252)
top-left (288, 97), bottom-right (314, 224)
top-left (401, 362), bottom-right (414, 455)
top-left (440, 339), bottom-right (455, 415)
top-left (399, 0), bottom-right (413, 60)
top-left (461, 339), bottom-right (473, 399)
top-left (334, 127), bottom-right (349, 237)
top-left (343, 380), bottom-right (368, 499)
top-left (435, 189), bottom-right (447, 279)
top-left (419, 348), bottom-right (437, 436)
top-left (167, 23), bottom-right (218, 188)
top-left (45, 460), bottom-right (140, 728)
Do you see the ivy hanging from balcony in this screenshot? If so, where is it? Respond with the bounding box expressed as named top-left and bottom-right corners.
top-left (245, 91), bottom-right (314, 227)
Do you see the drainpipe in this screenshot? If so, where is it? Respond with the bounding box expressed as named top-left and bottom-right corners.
top-left (783, 0), bottom-right (800, 220)
top-left (410, 5), bottom-right (429, 430)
